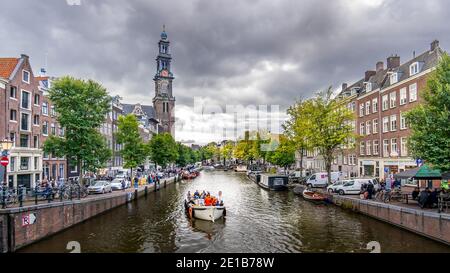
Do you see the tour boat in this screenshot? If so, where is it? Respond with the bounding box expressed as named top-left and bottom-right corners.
top-left (302, 189), bottom-right (326, 202)
top-left (184, 200), bottom-right (226, 222)
top-left (258, 174), bottom-right (288, 191)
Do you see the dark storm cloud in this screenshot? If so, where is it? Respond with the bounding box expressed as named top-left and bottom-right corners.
top-left (1, 0), bottom-right (450, 140)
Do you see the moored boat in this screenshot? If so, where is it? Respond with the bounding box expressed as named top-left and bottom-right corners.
top-left (235, 165), bottom-right (248, 172)
top-left (258, 174), bottom-right (288, 191)
top-left (302, 189), bottom-right (326, 202)
top-left (184, 200), bottom-right (226, 222)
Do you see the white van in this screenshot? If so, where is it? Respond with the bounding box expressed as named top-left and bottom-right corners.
top-left (306, 172), bottom-right (342, 188)
top-left (335, 178), bottom-right (375, 195)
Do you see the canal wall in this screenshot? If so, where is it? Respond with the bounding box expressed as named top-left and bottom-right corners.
top-left (330, 195), bottom-right (450, 245)
top-left (0, 176), bottom-right (178, 252)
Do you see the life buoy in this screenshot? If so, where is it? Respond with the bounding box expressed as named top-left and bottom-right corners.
top-left (188, 207), bottom-right (193, 218)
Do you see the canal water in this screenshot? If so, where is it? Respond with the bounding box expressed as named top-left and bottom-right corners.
top-left (21, 171), bottom-right (449, 253)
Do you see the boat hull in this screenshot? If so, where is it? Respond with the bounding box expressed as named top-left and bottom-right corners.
top-left (185, 201), bottom-right (225, 222)
top-left (258, 182), bottom-right (288, 191)
top-left (302, 190), bottom-right (326, 202)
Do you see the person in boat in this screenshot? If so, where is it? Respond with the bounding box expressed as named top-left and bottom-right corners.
top-left (194, 190), bottom-right (200, 199)
top-left (187, 191), bottom-right (191, 200)
top-left (204, 193), bottom-right (212, 206)
top-left (217, 191), bottom-right (224, 206)
top-left (201, 190), bottom-right (207, 199)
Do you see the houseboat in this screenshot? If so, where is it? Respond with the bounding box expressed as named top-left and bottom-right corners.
top-left (258, 174), bottom-right (288, 191)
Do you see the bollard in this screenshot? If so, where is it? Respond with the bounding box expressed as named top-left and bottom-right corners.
top-left (19, 186), bottom-right (24, 207)
top-left (145, 186), bottom-right (148, 196)
top-left (1, 185), bottom-right (6, 209)
top-left (164, 180), bottom-right (167, 188)
top-left (134, 189), bottom-right (138, 201)
top-left (78, 185), bottom-right (81, 200)
top-left (70, 186), bottom-right (73, 201)
top-left (48, 188), bottom-right (52, 203)
top-left (35, 185), bottom-right (38, 205)
top-left (60, 187), bottom-right (63, 202)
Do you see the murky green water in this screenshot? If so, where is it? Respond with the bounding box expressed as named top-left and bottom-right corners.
top-left (20, 171), bottom-right (450, 253)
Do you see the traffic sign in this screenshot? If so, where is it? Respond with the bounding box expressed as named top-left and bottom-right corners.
top-left (22, 213), bottom-right (37, 227)
top-left (0, 156), bottom-right (9, 167)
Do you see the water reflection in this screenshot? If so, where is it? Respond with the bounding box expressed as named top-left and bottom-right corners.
top-left (20, 171), bottom-right (449, 253)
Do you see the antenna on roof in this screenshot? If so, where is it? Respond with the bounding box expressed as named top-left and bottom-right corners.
top-left (413, 50), bottom-right (416, 58)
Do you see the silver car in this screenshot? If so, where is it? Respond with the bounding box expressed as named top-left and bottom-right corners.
top-left (88, 181), bottom-right (112, 194)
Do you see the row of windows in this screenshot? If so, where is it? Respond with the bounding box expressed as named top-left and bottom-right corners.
top-left (9, 111), bottom-right (63, 136)
top-left (359, 138), bottom-right (408, 157)
top-left (359, 113), bottom-right (407, 136)
top-left (359, 83), bottom-right (418, 117)
top-left (9, 87), bottom-right (55, 116)
top-left (8, 156), bottom-right (40, 172)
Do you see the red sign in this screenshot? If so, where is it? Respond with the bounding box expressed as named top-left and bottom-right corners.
top-left (0, 156), bottom-right (8, 167)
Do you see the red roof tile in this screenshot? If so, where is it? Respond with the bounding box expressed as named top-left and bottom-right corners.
top-left (0, 58), bottom-right (19, 78)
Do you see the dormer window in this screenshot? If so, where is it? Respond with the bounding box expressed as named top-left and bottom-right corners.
top-left (390, 73), bottom-right (398, 85)
top-left (22, 70), bottom-right (30, 84)
top-left (366, 82), bottom-right (372, 92)
top-left (410, 62), bottom-right (419, 76)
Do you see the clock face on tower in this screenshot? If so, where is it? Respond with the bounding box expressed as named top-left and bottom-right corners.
top-left (161, 69), bottom-right (169, 77)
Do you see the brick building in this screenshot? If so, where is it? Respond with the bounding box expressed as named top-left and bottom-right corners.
top-left (0, 55), bottom-right (65, 188)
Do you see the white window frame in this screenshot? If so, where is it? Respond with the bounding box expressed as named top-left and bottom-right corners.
top-left (390, 92), bottom-right (396, 108)
top-left (390, 115), bottom-right (397, 131)
top-left (366, 82), bottom-right (372, 92)
top-left (10, 109), bottom-right (17, 122)
top-left (373, 118), bottom-right (378, 134)
top-left (366, 140), bottom-right (372, 156)
top-left (366, 121), bottom-right (371, 135)
top-left (22, 70), bottom-right (30, 84)
top-left (400, 87), bottom-right (407, 105)
top-left (360, 141), bottom-right (365, 156)
top-left (373, 140), bottom-right (379, 155)
top-left (383, 139), bottom-right (389, 157)
top-left (360, 122), bottom-right (365, 135)
top-left (391, 138), bottom-right (398, 155)
top-left (359, 104), bottom-right (364, 117)
top-left (365, 101), bottom-right (371, 115)
top-left (20, 89), bottom-right (31, 110)
top-left (409, 83), bottom-right (417, 102)
top-left (401, 137), bottom-right (408, 157)
top-left (390, 73), bottom-right (398, 85)
top-left (20, 112), bottom-right (31, 132)
top-left (42, 121), bottom-right (49, 136)
top-left (382, 95), bottom-right (388, 111)
top-left (410, 62), bottom-right (419, 76)
top-left (400, 113), bottom-right (407, 130)
top-left (382, 117), bottom-right (389, 133)
top-left (372, 98), bottom-right (378, 113)
top-left (42, 102), bottom-right (48, 116)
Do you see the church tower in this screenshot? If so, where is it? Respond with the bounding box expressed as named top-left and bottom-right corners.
top-left (153, 25), bottom-right (175, 136)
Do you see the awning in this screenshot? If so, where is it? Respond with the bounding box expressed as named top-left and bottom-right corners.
top-left (394, 165), bottom-right (442, 180)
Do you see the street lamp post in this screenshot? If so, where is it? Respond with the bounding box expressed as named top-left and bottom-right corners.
top-left (1, 138), bottom-right (14, 209)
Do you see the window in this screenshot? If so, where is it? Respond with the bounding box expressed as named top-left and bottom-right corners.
top-left (33, 135), bottom-right (39, 148)
top-left (360, 122), bottom-right (365, 135)
top-left (33, 115), bottom-right (40, 125)
top-left (42, 102), bottom-right (48, 115)
top-left (343, 155), bottom-right (348, 165)
top-left (400, 113), bottom-right (407, 130)
top-left (410, 62), bottom-right (419, 76)
top-left (400, 88), bottom-right (407, 105)
top-left (22, 70), bottom-right (30, 83)
top-left (366, 121), bottom-right (371, 135)
top-left (382, 95), bottom-right (388, 111)
top-left (21, 90), bottom-right (31, 109)
top-left (366, 140), bottom-right (372, 155)
top-left (20, 157), bottom-right (30, 170)
top-left (390, 115), bottom-right (397, 131)
top-left (401, 138), bottom-right (408, 157)
top-left (59, 126), bottom-right (65, 137)
top-left (373, 119), bottom-right (378, 134)
top-left (10, 86), bottom-right (17, 98)
top-left (373, 140), bottom-right (379, 155)
top-left (366, 82), bottom-right (372, 92)
top-left (50, 105), bottom-right (56, 117)
top-left (34, 157), bottom-right (39, 170)
top-left (390, 73), bottom-right (398, 85)
top-left (365, 101), bottom-right (370, 115)
top-left (10, 157), bottom-right (15, 172)
top-left (21, 113), bottom-right (30, 131)
top-left (51, 123), bottom-right (56, 135)
top-left (42, 121), bottom-right (48, 135)
top-left (19, 134), bottom-right (29, 148)
top-left (359, 103), bottom-right (364, 117)
top-left (10, 109), bottom-right (17, 121)
top-left (409, 83), bottom-right (417, 102)
top-left (360, 141), bottom-right (365, 156)
top-left (391, 138), bottom-right (398, 156)
top-left (372, 98), bottom-right (378, 113)
top-left (382, 117), bottom-right (389, 133)
top-left (351, 102), bottom-right (356, 112)
top-left (383, 140), bottom-right (389, 157)
top-left (10, 133), bottom-right (16, 147)
top-left (390, 92), bottom-right (396, 108)
top-left (34, 94), bottom-right (40, 105)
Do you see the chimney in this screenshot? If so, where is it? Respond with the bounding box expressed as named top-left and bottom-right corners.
top-left (431, 40), bottom-right (439, 51)
top-left (20, 54), bottom-right (29, 60)
top-left (342, 83), bottom-right (348, 91)
top-left (376, 61), bottom-right (384, 72)
top-left (365, 70), bottom-right (376, 81)
top-left (386, 55), bottom-right (400, 69)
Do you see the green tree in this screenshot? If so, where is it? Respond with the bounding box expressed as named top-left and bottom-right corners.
top-left (301, 87), bottom-right (355, 185)
top-left (116, 114), bottom-right (147, 175)
top-left (405, 53), bottom-right (450, 172)
top-left (43, 76), bottom-right (112, 180)
top-left (221, 141), bottom-right (234, 166)
top-left (149, 133), bottom-right (178, 168)
top-left (176, 143), bottom-right (192, 167)
top-left (266, 135), bottom-right (296, 173)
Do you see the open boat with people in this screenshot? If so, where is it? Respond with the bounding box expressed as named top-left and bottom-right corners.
top-left (184, 191), bottom-right (226, 222)
top-left (302, 189), bottom-right (327, 202)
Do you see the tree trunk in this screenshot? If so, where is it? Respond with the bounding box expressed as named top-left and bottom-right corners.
top-left (325, 151), bottom-right (333, 186)
top-left (299, 148), bottom-right (304, 178)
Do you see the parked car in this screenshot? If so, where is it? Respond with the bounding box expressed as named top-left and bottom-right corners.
top-left (306, 172), bottom-right (343, 188)
top-left (110, 178), bottom-right (126, 190)
top-left (327, 180), bottom-right (345, 193)
top-left (88, 181), bottom-right (112, 194)
top-left (335, 179), bottom-right (376, 195)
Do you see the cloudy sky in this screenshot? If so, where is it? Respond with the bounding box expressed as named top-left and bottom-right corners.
top-left (1, 0), bottom-right (449, 144)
